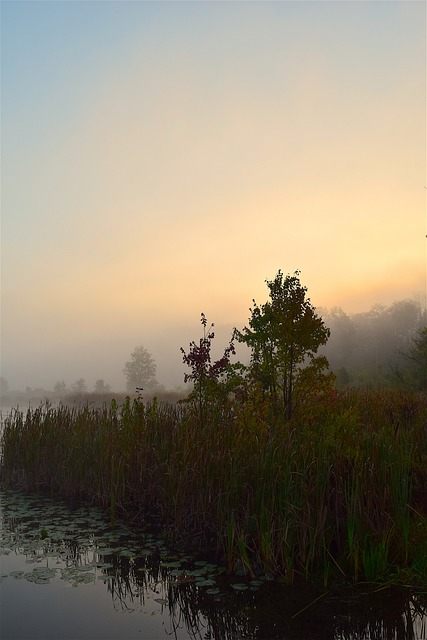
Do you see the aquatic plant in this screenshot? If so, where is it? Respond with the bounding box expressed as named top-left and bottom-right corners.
top-left (3, 490), bottom-right (424, 640)
top-left (1, 388), bottom-right (426, 586)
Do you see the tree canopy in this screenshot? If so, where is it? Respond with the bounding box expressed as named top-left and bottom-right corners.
top-left (123, 346), bottom-right (157, 394)
top-left (94, 379), bottom-right (111, 394)
top-left (181, 313), bottom-right (235, 418)
top-left (323, 301), bottom-right (426, 388)
top-left (236, 270), bottom-right (331, 419)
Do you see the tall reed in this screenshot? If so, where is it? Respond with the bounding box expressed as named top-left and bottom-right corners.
top-left (1, 389), bottom-right (426, 585)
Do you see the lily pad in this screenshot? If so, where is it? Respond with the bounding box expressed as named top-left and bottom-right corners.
top-left (195, 579), bottom-right (216, 587)
top-left (250, 579), bottom-right (263, 586)
top-left (161, 560), bottom-right (183, 569)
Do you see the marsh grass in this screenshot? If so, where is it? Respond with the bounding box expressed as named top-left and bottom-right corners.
top-left (1, 389), bottom-right (426, 586)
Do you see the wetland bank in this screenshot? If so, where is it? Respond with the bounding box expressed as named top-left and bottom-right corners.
top-left (1, 385), bottom-right (426, 639)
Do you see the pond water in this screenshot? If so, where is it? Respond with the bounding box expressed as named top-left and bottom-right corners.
top-left (0, 490), bottom-right (425, 640)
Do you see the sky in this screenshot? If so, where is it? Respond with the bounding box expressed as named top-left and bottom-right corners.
top-left (1, 0), bottom-right (426, 391)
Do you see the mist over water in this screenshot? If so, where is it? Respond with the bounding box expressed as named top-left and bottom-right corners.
top-left (1, 297), bottom-right (425, 399)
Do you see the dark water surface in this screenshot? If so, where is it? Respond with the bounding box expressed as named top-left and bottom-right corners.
top-left (0, 490), bottom-right (425, 640)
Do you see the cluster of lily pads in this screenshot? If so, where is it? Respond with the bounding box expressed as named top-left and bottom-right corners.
top-left (0, 491), bottom-right (266, 599)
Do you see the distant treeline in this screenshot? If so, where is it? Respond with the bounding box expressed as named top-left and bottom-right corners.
top-left (1, 297), bottom-right (425, 408)
top-left (321, 299), bottom-right (426, 389)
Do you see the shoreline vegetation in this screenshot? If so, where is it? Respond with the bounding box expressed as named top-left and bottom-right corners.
top-left (1, 271), bottom-right (426, 588)
top-left (1, 388), bottom-right (426, 588)
top-left (0, 389), bottom-right (187, 410)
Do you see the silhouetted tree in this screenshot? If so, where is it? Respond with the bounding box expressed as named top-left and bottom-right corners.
top-left (323, 307), bottom-right (356, 372)
top-left (181, 313), bottom-right (235, 418)
top-left (123, 346), bottom-right (157, 394)
top-left (94, 379), bottom-right (111, 393)
top-left (236, 270), bottom-right (330, 419)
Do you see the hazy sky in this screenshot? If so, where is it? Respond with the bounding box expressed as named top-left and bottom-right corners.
top-left (1, 0), bottom-right (426, 390)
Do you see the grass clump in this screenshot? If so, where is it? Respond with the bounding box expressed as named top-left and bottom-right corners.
top-left (1, 388), bottom-right (426, 587)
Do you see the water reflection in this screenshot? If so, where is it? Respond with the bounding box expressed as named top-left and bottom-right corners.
top-left (0, 490), bottom-right (425, 640)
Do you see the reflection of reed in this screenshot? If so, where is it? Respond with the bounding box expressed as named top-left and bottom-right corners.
top-left (307, 589), bottom-right (427, 640)
top-left (101, 554), bottom-right (241, 639)
top-left (165, 583), bottom-right (206, 640)
top-left (102, 551), bottom-right (427, 640)
top-left (2, 493), bottom-right (426, 640)
top-left (107, 574), bottom-right (140, 613)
